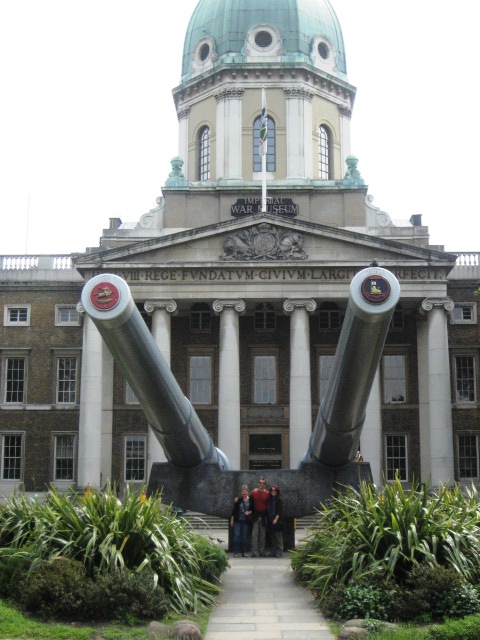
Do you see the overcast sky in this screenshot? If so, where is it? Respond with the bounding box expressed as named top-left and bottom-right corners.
top-left (0, 0), bottom-right (478, 257)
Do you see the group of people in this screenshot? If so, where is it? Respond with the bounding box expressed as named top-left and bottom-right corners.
top-left (229, 476), bottom-right (284, 558)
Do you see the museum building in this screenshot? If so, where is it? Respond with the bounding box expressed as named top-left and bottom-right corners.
top-left (1, 0), bottom-right (479, 497)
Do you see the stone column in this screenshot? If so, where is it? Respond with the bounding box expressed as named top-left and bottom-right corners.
top-left (283, 298), bottom-right (317, 467)
top-left (144, 299), bottom-right (178, 472)
top-left (214, 88), bottom-right (244, 180)
top-left (77, 313), bottom-right (104, 488)
top-left (339, 106), bottom-right (352, 175)
top-left (177, 107), bottom-right (190, 179)
top-left (284, 87), bottom-right (314, 179)
top-left (418, 297), bottom-right (455, 485)
top-left (213, 299), bottom-right (245, 469)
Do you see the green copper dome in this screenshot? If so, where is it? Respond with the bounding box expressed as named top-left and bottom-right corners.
top-left (182, 0), bottom-right (347, 81)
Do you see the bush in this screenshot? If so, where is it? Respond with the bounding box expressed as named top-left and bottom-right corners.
top-left (190, 534), bottom-right (229, 583)
top-left (18, 557), bottom-right (168, 621)
top-left (426, 614), bottom-right (480, 640)
top-left (0, 550), bottom-right (31, 598)
top-left (322, 575), bottom-right (400, 621)
top-left (18, 557), bottom-right (86, 618)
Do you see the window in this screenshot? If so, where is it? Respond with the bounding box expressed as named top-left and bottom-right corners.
top-left (319, 355), bottom-right (335, 401)
top-left (3, 356), bottom-right (26, 404)
top-left (385, 434), bottom-right (407, 481)
top-left (125, 381), bottom-right (139, 404)
top-left (190, 303), bottom-right (211, 331)
top-left (253, 115), bottom-right (275, 172)
top-left (54, 434), bottom-right (75, 481)
top-left (451, 303), bottom-right (477, 325)
top-left (4, 305), bottom-right (30, 326)
top-left (125, 435), bottom-right (146, 482)
top-left (254, 303), bottom-right (276, 331)
top-left (56, 357), bottom-right (78, 404)
top-left (318, 125), bottom-right (331, 179)
top-left (454, 355), bottom-right (476, 403)
top-left (1, 434), bottom-right (22, 480)
top-left (390, 304), bottom-right (404, 329)
top-left (458, 434), bottom-right (479, 480)
top-left (198, 126), bottom-right (210, 180)
top-left (55, 305), bottom-right (80, 326)
top-left (318, 303), bottom-right (341, 329)
top-left (189, 355), bottom-right (212, 404)
top-left (383, 355), bottom-right (406, 403)
top-left (254, 355), bottom-right (277, 404)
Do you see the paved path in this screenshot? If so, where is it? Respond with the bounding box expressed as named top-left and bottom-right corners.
top-left (204, 554), bottom-right (336, 640)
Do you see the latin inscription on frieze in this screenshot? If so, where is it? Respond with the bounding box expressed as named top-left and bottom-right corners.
top-left (92, 267), bottom-right (448, 283)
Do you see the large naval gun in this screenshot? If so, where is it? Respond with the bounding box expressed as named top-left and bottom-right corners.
top-left (81, 267), bottom-right (400, 522)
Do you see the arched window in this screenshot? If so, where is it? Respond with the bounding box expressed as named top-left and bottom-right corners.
top-left (253, 116), bottom-right (275, 172)
top-left (198, 126), bottom-right (210, 180)
top-left (254, 303), bottom-right (276, 331)
top-left (318, 125), bottom-right (331, 179)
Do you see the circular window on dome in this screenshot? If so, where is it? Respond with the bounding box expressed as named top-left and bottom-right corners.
top-left (318, 42), bottom-right (329, 60)
top-left (199, 43), bottom-right (210, 61)
top-left (255, 30), bottom-right (273, 48)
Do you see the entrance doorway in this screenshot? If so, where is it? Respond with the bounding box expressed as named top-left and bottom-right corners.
top-left (248, 433), bottom-right (283, 470)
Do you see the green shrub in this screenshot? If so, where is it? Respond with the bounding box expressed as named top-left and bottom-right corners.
top-left (190, 533), bottom-right (229, 583)
top-left (18, 557), bottom-right (86, 617)
top-left (0, 550), bottom-right (31, 598)
top-left (322, 575), bottom-right (400, 621)
top-left (426, 614), bottom-right (480, 640)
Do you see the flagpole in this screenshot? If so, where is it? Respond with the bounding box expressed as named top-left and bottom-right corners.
top-left (262, 154), bottom-right (267, 212)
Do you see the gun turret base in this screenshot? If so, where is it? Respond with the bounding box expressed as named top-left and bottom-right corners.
top-left (147, 461), bottom-right (372, 520)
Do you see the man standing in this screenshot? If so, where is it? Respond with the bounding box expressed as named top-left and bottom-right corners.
top-left (250, 477), bottom-right (269, 557)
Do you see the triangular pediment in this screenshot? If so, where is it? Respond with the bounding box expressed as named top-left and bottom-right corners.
top-left (74, 214), bottom-right (456, 273)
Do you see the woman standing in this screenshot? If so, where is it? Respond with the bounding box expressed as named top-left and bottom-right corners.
top-left (267, 485), bottom-right (284, 557)
top-left (230, 485), bottom-right (253, 557)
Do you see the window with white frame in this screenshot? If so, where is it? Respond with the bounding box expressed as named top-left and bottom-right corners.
top-left (189, 355), bottom-right (212, 404)
top-left (458, 434), bottom-right (479, 480)
top-left (385, 434), bottom-right (407, 481)
top-left (198, 126), bottom-right (210, 180)
top-left (319, 354), bottom-right (335, 401)
top-left (383, 355), bottom-right (406, 403)
top-left (318, 125), bottom-right (331, 179)
top-left (253, 355), bottom-right (277, 404)
top-left (3, 356), bottom-right (27, 404)
top-left (1, 433), bottom-right (23, 480)
top-left (54, 434), bottom-right (75, 481)
top-left (253, 115), bottom-right (276, 172)
top-left (450, 303), bottom-right (477, 325)
top-left (56, 356), bottom-right (78, 404)
top-left (4, 305), bottom-right (30, 326)
top-left (125, 381), bottom-right (139, 404)
top-left (124, 435), bottom-right (146, 482)
top-left (55, 304), bottom-right (80, 326)
top-left (454, 355), bottom-right (476, 403)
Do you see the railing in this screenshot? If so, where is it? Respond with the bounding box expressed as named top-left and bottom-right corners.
top-left (455, 253), bottom-right (480, 267)
top-left (1, 255), bottom-right (74, 270)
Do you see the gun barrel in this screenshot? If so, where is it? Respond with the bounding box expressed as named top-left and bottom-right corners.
top-left (304, 267), bottom-right (400, 467)
top-left (80, 274), bottom-right (230, 470)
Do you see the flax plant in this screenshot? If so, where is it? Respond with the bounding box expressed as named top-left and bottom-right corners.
top-left (0, 485), bottom-right (227, 614)
top-left (291, 478), bottom-right (480, 600)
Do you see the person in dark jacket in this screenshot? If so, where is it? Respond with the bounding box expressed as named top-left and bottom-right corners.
top-left (267, 484), bottom-right (284, 557)
top-left (230, 484), bottom-right (253, 557)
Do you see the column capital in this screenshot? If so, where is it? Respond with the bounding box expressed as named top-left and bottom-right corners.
top-left (214, 87), bottom-right (245, 103)
top-left (283, 298), bottom-right (317, 314)
top-left (144, 299), bottom-right (178, 315)
top-left (283, 86), bottom-right (314, 101)
top-left (420, 297), bottom-right (454, 314)
top-left (76, 301), bottom-right (85, 315)
top-left (176, 106), bottom-right (191, 121)
top-left (212, 299), bottom-right (246, 314)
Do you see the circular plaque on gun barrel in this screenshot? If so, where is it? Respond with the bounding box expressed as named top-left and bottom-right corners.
top-left (90, 282), bottom-right (120, 311)
top-left (360, 275), bottom-right (391, 304)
